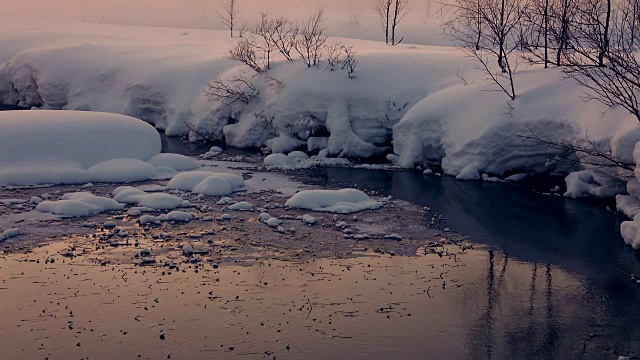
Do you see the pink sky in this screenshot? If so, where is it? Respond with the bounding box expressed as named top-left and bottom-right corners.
top-left (2, 0), bottom-right (443, 44)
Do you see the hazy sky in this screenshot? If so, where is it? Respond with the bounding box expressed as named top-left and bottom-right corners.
top-left (2, 0), bottom-right (445, 44)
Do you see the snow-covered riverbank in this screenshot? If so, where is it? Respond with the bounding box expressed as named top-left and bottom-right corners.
top-left (4, 18), bottom-right (640, 247)
top-left (2, 18), bottom-right (639, 182)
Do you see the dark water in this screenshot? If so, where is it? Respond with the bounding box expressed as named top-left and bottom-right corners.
top-left (147, 133), bottom-right (640, 357)
top-left (302, 167), bottom-right (640, 358)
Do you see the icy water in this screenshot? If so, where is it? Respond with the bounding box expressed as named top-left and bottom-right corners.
top-left (156, 135), bottom-right (640, 358)
top-left (299, 167), bottom-right (640, 358)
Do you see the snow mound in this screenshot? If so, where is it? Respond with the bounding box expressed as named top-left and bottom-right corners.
top-left (0, 110), bottom-right (160, 168)
top-left (0, 228), bottom-right (21, 241)
top-left (36, 192), bottom-right (125, 217)
top-left (264, 154), bottom-right (294, 167)
top-left (200, 147), bottom-right (223, 159)
top-left (112, 186), bottom-right (183, 210)
top-left (87, 158), bottom-right (159, 183)
top-left (285, 189), bottom-right (383, 214)
top-left (565, 170), bottom-right (627, 198)
top-left (393, 70), bottom-right (639, 181)
top-left (228, 202), bottom-right (253, 211)
top-left (61, 192), bottom-right (125, 211)
top-left (158, 211), bottom-right (193, 222)
top-left (37, 200), bottom-right (101, 217)
top-left (148, 154), bottom-right (199, 171)
top-left (167, 171), bottom-right (245, 195)
top-left (0, 110), bottom-right (196, 185)
top-left (139, 215), bottom-right (159, 225)
top-left (191, 176), bottom-right (234, 196)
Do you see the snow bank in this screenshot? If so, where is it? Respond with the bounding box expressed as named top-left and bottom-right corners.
top-left (167, 171), bottom-right (245, 195)
top-left (393, 69), bottom-right (639, 181)
top-left (616, 144), bottom-right (640, 249)
top-left (285, 189), bottom-right (382, 214)
top-left (36, 192), bottom-right (124, 217)
top-left (3, 20), bottom-right (640, 198)
top-left (0, 110), bottom-right (160, 169)
top-left (0, 19), bottom-right (470, 161)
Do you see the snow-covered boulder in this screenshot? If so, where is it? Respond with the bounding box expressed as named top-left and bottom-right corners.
top-left (0, 228), bottom-right (21, 241)
top-left (148, 154), bottom-right (199, 171)
top-left (167, 171), bottom-right (245, 195)
top-left (112, 186), bottom-right (183, 210)
top-left (285, 189), bottom-right (382, 214)
top-left (36, 192), bottom-right (125, 217)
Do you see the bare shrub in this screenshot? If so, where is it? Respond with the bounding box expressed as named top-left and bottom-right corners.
top-left (342, 46), bottom-right (358, 79)
top-left (205, 77), bottom-right (259, 105)
top-left (295, 9), bottom-right (328, 67)
top-left (326, 40), bottom-right (346, 71)
top-left (228, 38), bottom-right (265, 73)
top-left (267, 16), bottom-right (298, 61)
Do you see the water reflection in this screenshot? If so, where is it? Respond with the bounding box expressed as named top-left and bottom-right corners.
top-left (306, 167), bottom-right (640, 274)
top-left (301, 167), bottom-right (640, 358)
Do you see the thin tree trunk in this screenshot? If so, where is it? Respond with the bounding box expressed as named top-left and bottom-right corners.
top-left (544, 0), bottom-right (549, 67)
top-left (599, 0), bottom-right (611, 67)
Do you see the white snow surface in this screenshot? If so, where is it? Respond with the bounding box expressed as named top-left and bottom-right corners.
top-left (4, 20), bottom-right (639, 184)
top-left (36, 191), bottom-right (125, 217)
top-left (285, 189), bottom-right (383, 214)
top-left (616, 144), bottom-right (640, 249)
top-left (0, 228), bottom-right (21, 241)
top-left (113, 186), bottom-right (184, 210)
top-left (0, 110), bottom-right (194, 185)
top-left (167, 171), bottom-right (245, 195)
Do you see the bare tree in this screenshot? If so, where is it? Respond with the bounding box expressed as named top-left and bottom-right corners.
top-left (444, 0), bottom-right (530, 100)
top-left (216, 0), bottom-right (241, 38)
top-left (295, 9), bottom-right (328, 67)
top-left (375, 0), bottom-right (394, 44)
top-left (571, 0), bottom-right (612, 67)
top-left (252, 13), bottom-right (276, 71)
top-left (565, 0), bottom-right (640, 122)
top-left (266, 16), bottom-right (298, 61)
top-left (522, 0), bottom-right (577, 66)
top-left (391, 0), bottom-right (411, 45)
